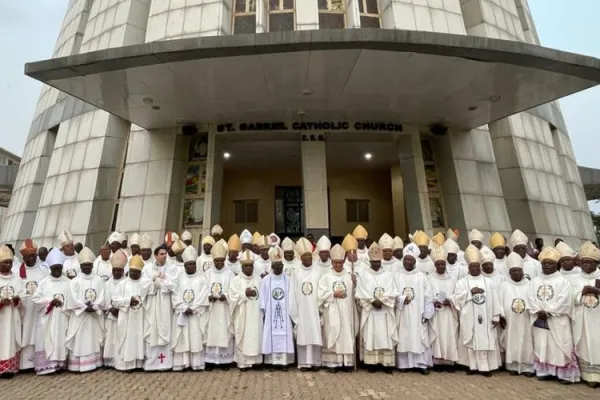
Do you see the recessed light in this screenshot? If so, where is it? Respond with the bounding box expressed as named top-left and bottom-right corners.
top-left (152, 105), bottom-right (161, 110)
top-left (468, 106), bottom-right (478, 111)
top-left (364, 153), bottom-right (373, 160)
top-left (142, 97), bottom-right (154, 105)
top-left (297, 110), bottom-right (306, 116)
top-left (302, 89), bottom-right (312, 96)
top-left (223, 152), bottom-right (231, 159)
top-left (489, 95), bottom-right (501, 102)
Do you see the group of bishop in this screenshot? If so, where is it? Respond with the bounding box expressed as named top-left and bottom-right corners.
top-left (0, 224), bottom-right (599, 389)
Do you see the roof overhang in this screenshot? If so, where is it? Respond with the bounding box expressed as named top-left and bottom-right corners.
top-left (24, 29), bottom-right (600, 131)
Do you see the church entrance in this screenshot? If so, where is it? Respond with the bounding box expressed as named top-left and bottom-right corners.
top-left (274, 186), bottom-right (304, 239)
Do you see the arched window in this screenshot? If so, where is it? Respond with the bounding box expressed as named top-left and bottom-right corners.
top-left (318, 0), bottom-right (345, 29)
top-left (358, 0), bottom-right (380, 28)
top-left (233, 0), bottom-right (257, 34)
top-left (269, 0), bottom-right (295, 32)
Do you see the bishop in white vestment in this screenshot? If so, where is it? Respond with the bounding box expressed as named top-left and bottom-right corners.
top-left (451, 245), bottom-right (502, 376)
top-left (58, 229), bottom-right (80, 279)
top-left (318, 244), bottom-right (357, 372)
top-left (143, 244), bottom-right (178, 371)
top-left (314, 235), bottom-right (332, 278)
top-left (228, 250), bottom-right (263, 370)
top-left (427, 244), bottom-right (459, 369)
top-left (443, 239), bottom-right (468, 281)
top-left (490, 233), bottom-right (508, 277)
top-left (32, 248), bottom-right (70, 375)
top-left (281, 237), bottom-right (300, 276)
top-left (171, 247), bottom-right (209, 371)
top-left (481, 246), bottom-right (505, 287)
top-left (557, 241), bottom-right (580, 285)
top-left (498, 252), bottom-right (534, 375)
top-left (352, 225), bottom-right (370, 266)
top-left (65, 247), bottom-right (106, 372)
top-left (102, 250), bottom-right (127, 368)
top-left (528, 246), bottom-right (580, 383)
top-left (113, 255), bottom-right (153, 371)
top-left (253, 235), bottom-right (272, 278)
top-left (394, 243), bottom-right (435, 373)
top-left (356, 243), bottom-right (399, 373)
top-left (93, 246), bottom-right (113, 282)
top-left (0, 245), bottom-right (24, 377)
top-left (196, 235), bottom-right (215, 273)
top-left (225, 234), bottom-right (242, 275)
top-left (412, 231), bottom-right (435, 275)
top-left (204, 242), bottom-right (236, 367)
top-left (289, 237), bottom-right (323, 370)
top-left (17, 239), bottom-right (47, 370)
top-left (171, 239), bottom-right (187, 276)
top-left (572, 242), bottom-right (600, 387)
top-left (260, 246), bottom-right (295, 368)
top-left (380, 234), bottom-right (402, 273)
top-left (509, 230), bottom-right (540, 280)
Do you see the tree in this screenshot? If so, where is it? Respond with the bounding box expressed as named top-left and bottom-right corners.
top-left (590, 211), bottom-right (600, 243)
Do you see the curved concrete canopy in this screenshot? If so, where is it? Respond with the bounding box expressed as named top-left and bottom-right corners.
top-left (0, 165), bottom-right (19, 207)
top-left (24, 29), bottom-right (600, 131)
top-left (579, 165), bottom-right (600, 201)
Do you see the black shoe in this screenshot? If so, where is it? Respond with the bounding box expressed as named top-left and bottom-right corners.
top-left (482, 372), bottom-right (492, 377)
top-left (384, 368), bottom-right (393, 375)
top-left (420, 369), bottom-right (430, 376)
top-left (368, 367), bottom-right (376, 373)
top-left (447, 367), bottom-right (456, 373)
top-left (240, 368), bottom-right (249, 372)
top-left (466, 370), bottom-right (476, 375)
top-left (559, 380), bottom-right (572, 385)
top-left (328, 368), bottom-right (338, 373)
top-left (537, 375), bottom-right (553, 381)
top-left (343, 367), bottom-right (353, 373)
top-left (311, 366), bottom-right (320, 372)
top-left (586, 382), bottom-right (599, 389)
top-left (281, 367), bottom-right (288, 372)
top-left (398, 368), bottom-right (408, 373)
top-left (508, 371), bottom-right (518, 376)
top-left (299, 367), bottom-right (311, 372)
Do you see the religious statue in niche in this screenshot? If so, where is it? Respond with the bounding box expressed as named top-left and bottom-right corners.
top-left (188, 135), bottom-right (208, 162)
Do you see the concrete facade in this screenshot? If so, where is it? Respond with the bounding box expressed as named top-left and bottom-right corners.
top-left (2, 0), bottom-right (599, 249)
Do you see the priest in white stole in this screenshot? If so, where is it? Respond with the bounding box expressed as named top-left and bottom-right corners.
top-left (102, 250), bottom-right (127, 368)
top-left (0, 245), bottom-right (24, 378)
top-left (499, 252), bottom-right (534, 376)
top-left (260, 246), bottom-right (295, 369)
top-left (318, 244), bottom-right (357, 372)
top-left (17, 239), bottom-right (47, 371)
top-left (196, 235), bottom-right (215, 273)
top-left (65, 247), bottom-right (106, 372)
top-left (572, 241), bottom-right (600, 388)
top-left (113, 255), bottom-right (152, 371)
top-left (394, 243), bottom-right (435, 373)
top-left (315, 235), bottom-right (332, 278)
top-left (412, 231), bottom-right (435, 275)
top-left (451, 245), bottom-right (503, 377)
top-left (427, 244), bottom-right (459, 370)
top-left (528, 246), bottom-right (580, 383)
top-left (356, 242), bottom-right (398, 373)
top-left (228, 250), bottom-right (263, 370)
top-left (443, 238), bottom-right (468, 281)
top-left (143, 244), bottom-right (178, 371)
top-left (204, 240), bottom-right (236, 368)
top-left (171, 245), bottom-right (209, 371)
top-left (289, 237), bottom-right (323, 370)
top-left (32, 248), bottom-right (70, 375)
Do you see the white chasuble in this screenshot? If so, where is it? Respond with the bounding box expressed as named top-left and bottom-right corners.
top-left (0, 273), bottom-right (24, 375)
top-left (428, 273), bottom-right (459, 363)
top-left (415, 256), bottom-right (435, 275)
top-left (253, 257), bottom-right (271, 278)
top-left (19, 264), bottom-right (48, 370)
top-left (102, 276), bottom-right (124, 367)
top-left (356, 267), bottom-right (399, 354)
top-left (196, 253), bottom-right (214, 273)
top-left (560, 268), bottom-right (581, 286)
top-left (171, 272), bottom-right (209, 371)
top-left (63, 254), bottom-right (80, 279)
top-left (143, 261), bottom-right (178, 371)
top-left (451, 275), bottom-right (502, 372)
top-left (65, 273), bottom-right (105, 372)
top-left (527, 271), bottom-right (578, 382)
top-left (498, 279), bottom-right (534, 373)
top-left (260, 273), bottom-right (294, 364)
top-left (32, 275), bottom-right (71, 374)
top-left (113, 277), bottom-right (153, 371)
top-left (318, 270), bottom-right (357, 364)
top-left (571, 270), bottom-right (600, 383)
top-left (290, 264), bottom-right (323, 367)
top-left (204, 267), bottom-right (235, 364)
top-left (93, 257), bottom-right (112, 282)
top-left (394, 269), bottom-right (435, 369)
top-left (229, 273), bottom-right (263, 368)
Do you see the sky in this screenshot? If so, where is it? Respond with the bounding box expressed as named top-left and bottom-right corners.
top-left (0, 2), bottom-right (598, 180)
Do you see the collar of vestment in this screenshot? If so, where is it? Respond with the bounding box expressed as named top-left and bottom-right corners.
top-left (582, 270), bottom-right (600, 279)
top-left (240, 273), bottom-right (254, 280)
top-left (368, 267), bottom-right (384, 275)
top-left (560, 268), bottom-right (579, 275)
top-left (331, 269), bottom-right (346, 277)
top-left (509, 277), bottom-right (528, 286)
top-left (401, 268), bottom-right (418, 275)
top-left (300, 264), bottom-right (313, 271)
top-left (50, 275), bottom-right (68, 282)
top-left (80, 272), bottom-right (94, 280)
top-left (433, 272), bottom-right (450, 280)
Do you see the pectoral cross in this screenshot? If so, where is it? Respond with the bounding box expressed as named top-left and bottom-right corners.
top-left (158, 353), bottom-right (166, 363)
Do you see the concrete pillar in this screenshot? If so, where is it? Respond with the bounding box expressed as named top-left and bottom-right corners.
top-left (346, 0), bottom-right (361, 28)
top-left (116, 126), bottom-right (188, 248)
top-left (397, 131), bottom-right (432, 235)
top-left (297, 0), bottom-right (319, 30)
top-left (202, 131), bottom-right (224, 237)
top-left (301, 139), bottom-right (329, 238)
top-left (390, 166), bottom-right (407, 239)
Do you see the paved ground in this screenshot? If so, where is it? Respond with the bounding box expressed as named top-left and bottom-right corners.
top-left (0, 368), bottom-right (595, 399)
